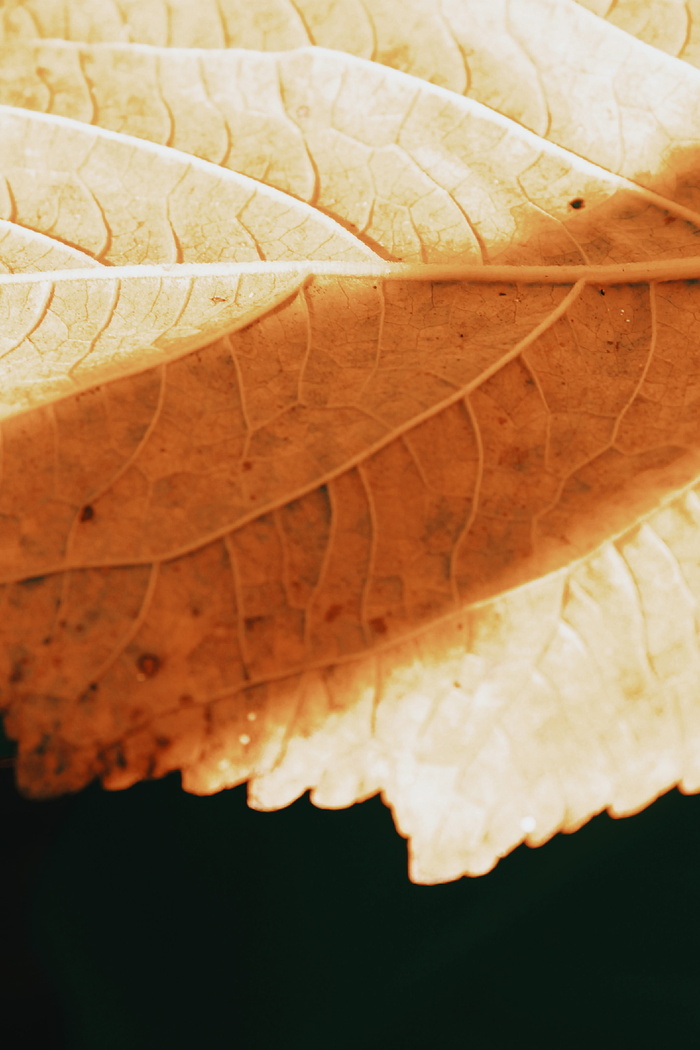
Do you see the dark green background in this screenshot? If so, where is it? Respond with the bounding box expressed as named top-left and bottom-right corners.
top-left (2, 719), bottom-right (699, 1049)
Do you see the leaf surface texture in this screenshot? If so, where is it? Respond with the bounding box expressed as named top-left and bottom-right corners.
top-left (2, 0), bottom-right (700, 882)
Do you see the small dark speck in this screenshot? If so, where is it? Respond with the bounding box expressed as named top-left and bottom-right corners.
top-left (79, 683), bottom-right (98, 703)
top-left (79, 505), bottom-right (95, 522)
top-left (9, 658), bottom-right (28, 684)
top-left (19, 575), bottom-right (46, 588)
top-left (136, 653), bottom-right (161, 679)
top-left (498, 292), bottom-right (507, 296)
top-left (210, 295), bottom-right (227, 303)
top-left (599, 289), bottom-right (606, 296)
top-left (244, 616), bottom-right (266, 631)
top-left (569, 198), bottom-right (585, 210)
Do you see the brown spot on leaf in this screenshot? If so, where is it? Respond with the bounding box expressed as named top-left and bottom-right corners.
top-left (369, 616), bottom-right (387, 635)
top-left (568, 197), bottom-right (585, 209)
top-left (79, 505), bottom-right (95, 522)
top-left (9, 657), bottom-right (28, 684)
top-left (324, 603), bottom-right (343, 623)
top-left (136, 653), bottom-right (161, 679)
top-left (499, 445), bottom-right (529, 470)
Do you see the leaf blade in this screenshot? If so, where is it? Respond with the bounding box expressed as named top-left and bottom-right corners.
top-left (3, 0), bottom-right (700, 884)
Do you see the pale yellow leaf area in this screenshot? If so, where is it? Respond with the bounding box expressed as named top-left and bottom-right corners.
top-left (575, 0), bottom-right (700, 68)
top-left (2, 0), bottom-right (700, 883)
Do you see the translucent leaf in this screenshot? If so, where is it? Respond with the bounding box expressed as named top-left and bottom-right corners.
top-left (3, 0), bottom-right (700, 883)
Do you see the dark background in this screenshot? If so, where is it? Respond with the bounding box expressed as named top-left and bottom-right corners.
top-left (2, 720), bottom-right (699, 1050)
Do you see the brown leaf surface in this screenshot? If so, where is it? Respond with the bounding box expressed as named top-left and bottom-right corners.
top-left (2, 0), bottom-right (700, 882)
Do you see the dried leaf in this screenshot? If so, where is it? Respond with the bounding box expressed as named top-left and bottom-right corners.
top-left (2, 0), bottom-right (700, 883)
top-left (2, 40), bottom-right (700, 260)
top-left (575, 0), bottom-right (700, 66)
top-left (4, 0), bottom-right (700, 195)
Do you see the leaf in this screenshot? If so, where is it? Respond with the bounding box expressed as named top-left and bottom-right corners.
top-left (4, 0), bottom-right (700, 196)
top-left (0, 103), bottom-right (372, 264)
top-left (0, 218), bottom-right (102, 271)
top-left (1, 39), bottom-right (700, 266)
top-left (0, 104), bottom-right (373, 413)
top-left (0, 262), bottom-right (355, 418)
top-left (3, 0), bottom-right (700, 883)
top-left (575, 0), bottom-right (700, 66)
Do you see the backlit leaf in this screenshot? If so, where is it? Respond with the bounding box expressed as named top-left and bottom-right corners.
top-left (2, 0), bottom-right (700, 882)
